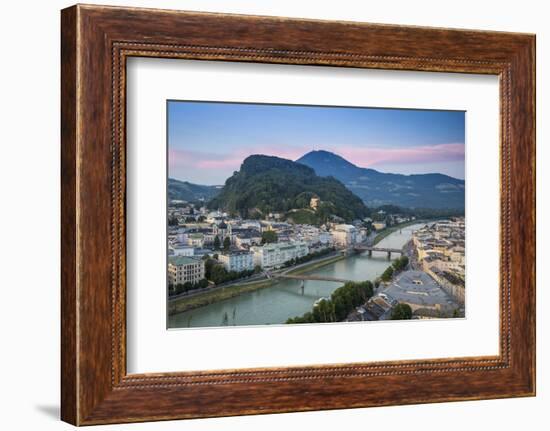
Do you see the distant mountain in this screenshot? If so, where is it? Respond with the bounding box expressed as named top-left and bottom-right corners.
top-left (168, 178), bottom-right (221, 202)
top-left (208, 155), bottom-right (368, 222)
top-left (296, 150), bottom-right (464, 210)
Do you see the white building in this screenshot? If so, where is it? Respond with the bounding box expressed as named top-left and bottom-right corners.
top-left (234, 233), bottom-right (262, 248)
top-left (218, 251), bottom-right (255, 272)
top-left (251, 241), bottom-right (309, 269)
top-left (168, 256), bottom-right (205, 286)
top-left (169, 244), bottom-right (195, 256)
top-left (206, 210), bottom-right (227, 224)
top-left (331, 224), bottom-right (358, 248)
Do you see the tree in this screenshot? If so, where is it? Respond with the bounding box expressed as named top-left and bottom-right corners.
top-left (317, 202), bottom-right (336, 224)
top-left (204, 258), bottom-right (217, 279)
top-left (392, 255), bottom-right (409, 271)
top-left (210, 265), bottom-right (229, 284)
top-left (253, 265), bottom-right (262, 274)
top-left (223, 236), bottom-right (231, 250)
top-left (312, 298), bottom-right (335, 323)
top-left (391, 303), bottom-right (413, 320)
top-left (213, 235), bottom-right (221, 250)
top-left (261, 230), bottom-right (278, 244)
top-left (381, 265), bottom-right (394, 282)
top-left (287, 280), bottom-right (374, 324)
top-left (168, 216), bottom-right (179, 226)
top-left (197, 278), bottom-right (209, 289)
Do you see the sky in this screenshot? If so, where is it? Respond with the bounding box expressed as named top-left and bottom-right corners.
top-left (168, 101), bottom-right (465, 185)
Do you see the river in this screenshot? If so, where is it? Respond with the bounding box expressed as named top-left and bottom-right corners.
top-left (168, 223), bottom-right (425, 329)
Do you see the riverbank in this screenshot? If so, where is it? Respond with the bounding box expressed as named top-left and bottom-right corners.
top-left (168, 252), bottom-right (346, 315)
top-left (372, 219), bottom-right (428, 245)
top-left (285, 254), bottom-right (346, 275)
top-left (169, 222), bottom-right (427, 327)
top-left (168, 277), bottom-right (276, 315)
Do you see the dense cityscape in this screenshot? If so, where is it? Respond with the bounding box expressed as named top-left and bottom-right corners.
top-left (167, 102), bottom-right (466, 328)
top-left (167, 193), bottom-right (465, 325)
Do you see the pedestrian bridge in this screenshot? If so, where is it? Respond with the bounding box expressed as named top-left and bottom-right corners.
top-left (267, 273), bottom-right (352, 284)
top-left (353, 244), bottom-right (403, 258)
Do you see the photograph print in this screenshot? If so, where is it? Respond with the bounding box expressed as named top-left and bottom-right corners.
top-left (167, 101), bottom-right (466, 329)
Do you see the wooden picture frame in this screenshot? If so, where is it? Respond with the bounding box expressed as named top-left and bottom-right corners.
top-left (61, 4), bottom-right (535, 425)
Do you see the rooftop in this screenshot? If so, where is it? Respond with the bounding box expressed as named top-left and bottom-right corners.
top-left (219, 250), bottom-right (253, 256)
top-left (168, 256), bottom-right (202, 266)
top-left (381, 270), bottom-right (456, 308)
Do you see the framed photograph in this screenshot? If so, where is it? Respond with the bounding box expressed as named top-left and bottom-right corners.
top-left (61, 4), bottom-right (535, 425)
top-left (165, 101), bottom-right (466, 330)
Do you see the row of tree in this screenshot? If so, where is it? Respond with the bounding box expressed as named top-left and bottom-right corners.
top-left (203, 258), bottom-right (261, 285)
top-left (282, 247), bottom-right (335, 268)
top-left (213, 235), bottom-right (231, 251)
top-left (169, 278), bottom-right (209, 296)
top-left (286, 281), bottom-right (374, 324)
top-left (380, 255), bottom-right (409, 282)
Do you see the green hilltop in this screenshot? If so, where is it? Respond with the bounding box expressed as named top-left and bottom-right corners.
top-left (208, 155), bottom-right (369, 223)
top-left (168, 178), bottom-right (221, 202)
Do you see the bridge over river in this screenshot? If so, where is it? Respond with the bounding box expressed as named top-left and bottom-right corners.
top-left (169, 222), bottom-right (425, 328)
top-left (353, 244), bottom-right (403, 259)
top-left (270, 273), bottom-right (353, 284)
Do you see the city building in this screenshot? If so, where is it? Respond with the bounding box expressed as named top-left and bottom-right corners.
top-left (251, 241), bottom-right (309, 269)
top-left (206, 210), bottom-right (227, 224)
top-left (212, 220), bottom-right (232, 238)
top-left (331, 224), bottom-right (359, 248)
top-left (169, 244), bottom-right (195, 256)
top-left (268, 212), bottom-right (284, 220)
top-left (218, 251), bottom-right (255, 272)
top-left (168, 256), bottom-right (205, 286)
top-left (412, 219), bottom-right (465, 305)
top-left (381, 270), bottom-right (460, 317)
top-left (372, 221), bottom-right (386, 231)
top-left (234, 231), bottom-right (262, 248)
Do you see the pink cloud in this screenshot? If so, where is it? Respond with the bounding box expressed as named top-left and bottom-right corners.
top-left (247, 144), bottom-right (308, 161)
top-left (169, 149), bottom-right (241, 170)
top-left (169, 144), bottom-right (311, 172)
top-left (169, 143), bottom-right (464, 174)
top-left (328, 143), bottom-right (464, 167)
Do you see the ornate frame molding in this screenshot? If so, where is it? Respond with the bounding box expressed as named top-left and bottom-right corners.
top-left (61, 5), bottom-right (535, 425)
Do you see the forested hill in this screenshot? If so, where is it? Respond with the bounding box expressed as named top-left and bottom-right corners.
top-left (207, 155), bottom-right (368, 222)
top-left (168, 178), bottom-right (221, 202)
